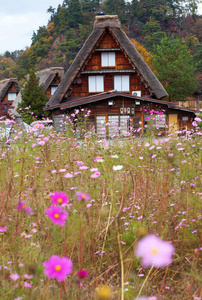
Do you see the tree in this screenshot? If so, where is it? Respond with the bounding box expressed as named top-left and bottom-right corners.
top-left (18, 67), bottom-right (48, 124)
top-left (102, 0), bottom-right (126, 23)
top-left (152, 36), bottom-right (198, 101)
top-left (131, 39), bottom-right (156, 73)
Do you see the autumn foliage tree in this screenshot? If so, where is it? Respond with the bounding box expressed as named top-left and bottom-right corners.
top-left (131, 39), bottom-right (156, 73)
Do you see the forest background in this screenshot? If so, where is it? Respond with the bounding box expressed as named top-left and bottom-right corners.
top-left (0, 0), bottom-right (201, 102)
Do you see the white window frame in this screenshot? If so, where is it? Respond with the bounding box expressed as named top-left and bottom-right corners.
top-left (114, 75), bottom-right (130, 92)
top-left (101, 52), bottom-right (115, 67)
top-left (88, 76), bottom-right (104, 93)
top-left (8, 92), bottom-right (17, 101)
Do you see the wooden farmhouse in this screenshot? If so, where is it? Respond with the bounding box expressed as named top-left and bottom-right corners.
top-left (0, 78), bottom-right (20, 114)
top-left (11, 67), bottom-right (64, 117)
top-left (44, 15), bottom-right (197, 135)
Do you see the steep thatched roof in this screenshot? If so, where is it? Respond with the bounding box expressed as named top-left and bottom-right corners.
top-left (0, 78), bottom-right (20, 102)
top-left (36, 67), bottom-right (64, 91)
top-left (10, 67), bottom-right (64, 116)
top-left (45, 15), bottom-right (168, 109)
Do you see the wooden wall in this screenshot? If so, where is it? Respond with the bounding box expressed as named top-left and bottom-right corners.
top-left (53, 95), bottom-right (194, 132)
top-left (2, 83), bottom-right (18, 103)
top-left (97, 32), bottom-right (118, 49)
top-left (175, 97), bottom-right (202, 111)
top-left (70, 73), bottom-right (150, 98)
top-left (46, 74), bottom-right (62, 99)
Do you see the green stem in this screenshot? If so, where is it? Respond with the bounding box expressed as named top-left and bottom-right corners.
top-left (136, 265), bottom-right (153, 298)
top-left (117, 220), bottom-right (124, 300)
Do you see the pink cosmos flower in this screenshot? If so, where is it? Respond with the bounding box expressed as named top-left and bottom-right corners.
top-left (64, 173), bottom-right (74, 178)
top-left (17, 202), bottom-right (32, 214)
top-left (10, 273), bottom-right (20, 281)
top-left (43, 255), bottom-right (73, 281)
top-left (45, 206), bottom-right (67, 226)
top-left (135, 234), bottom-right (175, 268)
top-left (77, 269), bottom-right (89, 278)
top-left (24, 274), bottom-right (33, 279)
top-left (51, 191), bottom-right (69, 206)
top-left (79, 166), bottom-right (89, 170)
top-left (91, 171), bottom-right (100, 178)
top-left (58, 169), bottom-right (66, 172)
top-left (24, 281), bottom-right (32, 288)
top-left (90, 168), bottom-right (98, 172)
top-left (77, 191), bottom-right (90, 201)
top-left (0, 226), bottom-right (7, 232)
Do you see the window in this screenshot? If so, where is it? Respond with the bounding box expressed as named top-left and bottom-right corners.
top-left (8, 92), bottom-right (17, 101)
top-left (51, 85), bottom-right (58, 96)
top-left (96, 116), bottom-right (106, 138)
top-left (156, 114), bottom-right (166, 128)
top-left (144, 114), bottom-right (166, 129)
top-left (114, 75), bottom-right (129, 92)
top-left (88, 76), bottom-right (104, 93)
top-left (182, 116), bottom-right (188, 121)
top-left (101, 52), bottom-right (115, 67)
top-left (108, 115), bottom-right (119, 137)
top-left (120, 115), bottom-right (130, 133)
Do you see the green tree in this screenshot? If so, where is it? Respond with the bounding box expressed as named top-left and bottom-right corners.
top-left (152, 36), bottom-right (198, 101)
top-left (18, 67), bottom-right (48, 123)
top-left (102, 0), bottom-right (126, 23)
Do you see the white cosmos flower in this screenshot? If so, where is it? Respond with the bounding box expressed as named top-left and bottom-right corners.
top-left (113, 165), bottom-right (123, 171)
top-left (111, 154), bottom-right (119, 158)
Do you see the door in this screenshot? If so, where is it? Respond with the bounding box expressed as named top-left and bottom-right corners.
top-left (169, 114), bottom-right (178, 131)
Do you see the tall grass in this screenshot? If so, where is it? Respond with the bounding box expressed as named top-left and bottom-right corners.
top-left (0, 117), bottom-right (201, 300)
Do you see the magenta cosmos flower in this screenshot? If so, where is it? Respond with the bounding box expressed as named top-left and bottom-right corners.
top-left (45, 206), bottom-right (67, 226)
top-left (51, 191), bottom-right (69, 206)
top-left (77, 191), bottom-right (90, 201)
top-left (91, 171), bottom-right (100, 178)
top-left (135, 234), bottom-right (175, 268)
top-left (43, 255), bottom-right (73, 281)
top-left (17, 201), bottom-right (32, 214)
top-left (77, 269), bottom-right (89, 278)
top-left (0, 226), bottom-right (7, 232)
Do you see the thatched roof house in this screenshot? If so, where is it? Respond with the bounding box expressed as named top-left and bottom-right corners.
top-left (0, 78), bottom-right (20, 117)
top-left (44, 15), bottom-right (197, 133)
top-left (46, 15), bottom-right (167, 110)
top-left (0, 78), bottom-right (20, 103)
top-left (11, 67), bottom-right (64, 117)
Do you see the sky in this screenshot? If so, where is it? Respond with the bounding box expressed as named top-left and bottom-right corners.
top-left (0, 0), bottom-right (201, 54)
top-left (0, 0), bottom-right (63, 54)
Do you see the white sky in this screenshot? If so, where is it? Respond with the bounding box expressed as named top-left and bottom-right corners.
top-left (0, 0), bottom-right (201, 54)
top-left (0, 0), bottom-right (63, 54)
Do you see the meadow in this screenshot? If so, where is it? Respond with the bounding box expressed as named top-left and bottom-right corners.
top-left (0, 115), bottom-right (201, 300)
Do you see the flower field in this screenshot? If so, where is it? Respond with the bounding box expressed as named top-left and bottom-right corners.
top-left (0, 118), bottom-right (201, 300)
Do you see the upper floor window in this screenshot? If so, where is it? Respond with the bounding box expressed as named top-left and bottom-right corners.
top-left (8, 92), bottom-right (17, 101)
top-left (88, 76), bottom-right (104, 93)
top-left (51, 85), bottom-right (58, 96)
top-left (114, 75), bottom-right (129, 92)
top-left (101, 52), bottom-right (115, 67)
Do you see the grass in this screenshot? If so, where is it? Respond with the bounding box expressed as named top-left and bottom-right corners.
top-left (0, 120), bottom-right (201, 300)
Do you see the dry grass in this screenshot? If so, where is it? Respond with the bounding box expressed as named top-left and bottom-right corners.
top-left (0, 124), bottom-right (201, 300)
